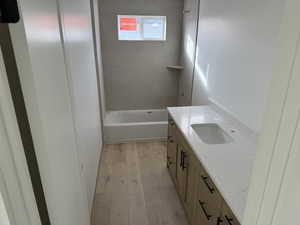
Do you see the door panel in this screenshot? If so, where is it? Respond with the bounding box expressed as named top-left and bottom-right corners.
top-left (167, 118), bottom-right (178, 180)
top-left (185, 153), bottom-right (199, 222)
top-left (178, 0), bottom-right (200, 106)
top-left (176, 145), bottom-right (189, 202)
top-left (58, 0), bottom-right (103, 210)
top-left (167, 138), bottom-right (177, 180)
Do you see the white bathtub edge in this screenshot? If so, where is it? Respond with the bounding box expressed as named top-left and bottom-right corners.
top-left (104, 137), bottom-right (167, 144)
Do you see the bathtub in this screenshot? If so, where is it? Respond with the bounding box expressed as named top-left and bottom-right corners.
top-left (104, 109), bottom-right (168, 143)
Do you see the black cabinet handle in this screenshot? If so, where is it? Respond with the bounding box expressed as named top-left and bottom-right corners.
top-left (217, 217), bottom-right (223, 225)
top-left (167, 136), bottom-right (174, 143)
top-left (167, 156), bottom-right (173, 168)
top-left (201, 176), bottom-right (215, 194)
top-left (199, 201), bottom-right (212, 221)
top-left (216, 216), bottom-right (233, 225)
top-left (180, 150), bottom-right (183, 169)
top-left (225, 216), bottom-right (234, 225)
top-left (167, 156), bottom-right (171, 163)
top-left (182, 152), bottom-right (187, 170)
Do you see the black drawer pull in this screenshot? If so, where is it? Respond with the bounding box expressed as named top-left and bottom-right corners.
top-left (180, 150), bottom-right (183, 169)
top-left (167, 156), bottom-right (171, 163)
top-left (201, 176), bottom-right (215, 194)
top-left (167, 135), bottom-right (173, 142)
top-left (182, 152), bottom-right (187, 170)
top-left (199, 201), bottom-right (212, 221)
top-left (225, 216), bottom-right (234, 225)
top-left (217, 217), bottom-right (223, 225)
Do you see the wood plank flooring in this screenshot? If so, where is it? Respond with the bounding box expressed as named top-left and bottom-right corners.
top-left (92, 141), bottom-right (188, 225)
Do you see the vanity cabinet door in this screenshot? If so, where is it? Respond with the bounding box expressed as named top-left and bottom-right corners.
top-left (192, 166), bottom-right (223, 225)
top-left (185, 153), bottom-right (199, 223)
top-left (176, 144), bottom-right (189, 202)
top-left (193, 176), bottom-right (211, 225)
top-left (167, 137), bottom-right (177, 181)
top-left (167, 117), bottom-right (178, 181)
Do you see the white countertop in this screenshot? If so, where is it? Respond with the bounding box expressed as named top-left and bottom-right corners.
top-left (167, 106), bottom-right (258, 222)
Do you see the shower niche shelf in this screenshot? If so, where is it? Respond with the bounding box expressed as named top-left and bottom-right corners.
top-left (166, 65), bottom-right (184, 70)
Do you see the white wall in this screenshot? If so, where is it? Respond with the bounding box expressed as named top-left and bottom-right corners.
top-left (9, 0), bottom-right (103, 224)
top-left (178, 0), bottom-right (202, 106)
top-left (57, 0), bottom-right (103, 210)
top-left (98, 0), bottom-right (183, 110)
top-left (243, 1), bottom-right (300, 222)
top-left (192, 0), bottom-right (286, 132)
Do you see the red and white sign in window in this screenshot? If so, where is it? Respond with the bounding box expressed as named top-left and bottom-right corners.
top-left (118, 15), bottom-right (166, 41)
top-left (119, 17), bottom-right (137, 31)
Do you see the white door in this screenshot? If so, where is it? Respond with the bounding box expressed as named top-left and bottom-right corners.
top-left (243, 0), bottom-right (300, 224)
top-left (253, 32), bottom-right (300, 225)
top-left (0, 47), bottom-right (41, 225)
top-left (57, 0), bottom-right (103, 210)
top-left (178, 0), bottom-right (200, 106)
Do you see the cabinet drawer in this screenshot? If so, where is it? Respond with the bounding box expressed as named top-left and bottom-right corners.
top-left (167, 140), bottom-right (177, 180)
top-left (193, 165), bottom-right (223, 225)
top-left (176, 144), bottom-right (189, 201)
top-left (218, 203), bottom-right (240, 225)
top-left (167, 116), bottom-right (240, 225)
top-left (198, 165), bottom-right (219, 199)
top-left (184, 153), bottom-right (199, 223)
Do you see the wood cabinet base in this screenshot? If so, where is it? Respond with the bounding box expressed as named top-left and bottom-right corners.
top-left (166, 115), bottom-right (241, 225)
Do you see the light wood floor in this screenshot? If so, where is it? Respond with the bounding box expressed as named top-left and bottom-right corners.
top-left (92, 141), bottom-right (188, 225)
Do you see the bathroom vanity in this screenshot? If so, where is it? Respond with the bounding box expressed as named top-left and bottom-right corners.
top-left (166, 106), bottom-right (257, 225)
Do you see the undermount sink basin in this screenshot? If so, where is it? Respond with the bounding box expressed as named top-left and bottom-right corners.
top-left (191, 123), bottom-right (234, 145)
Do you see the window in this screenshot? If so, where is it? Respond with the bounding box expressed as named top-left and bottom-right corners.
top-left (118, 15), bottom-right (166, 41)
